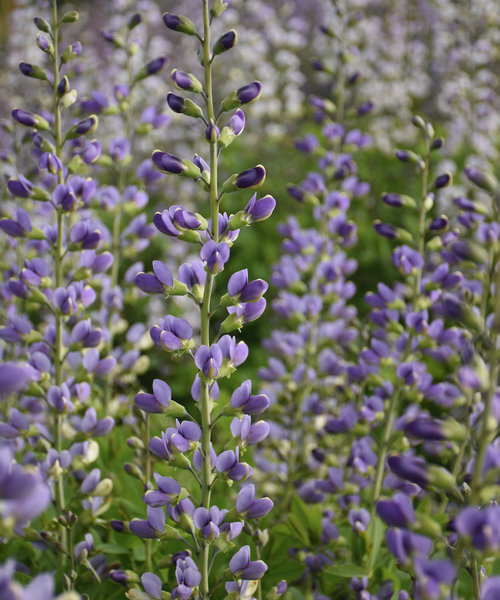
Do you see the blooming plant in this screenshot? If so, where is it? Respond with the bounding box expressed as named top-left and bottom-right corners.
top-left (2, 1), bottom-right (500, 600)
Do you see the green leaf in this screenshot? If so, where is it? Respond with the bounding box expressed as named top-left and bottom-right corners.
top-left (285, 514), bottom-right (310, 546)
top-left (368, 517), bottom-right (385, 572)
top-left (100, 543), bottom-right (130, 555)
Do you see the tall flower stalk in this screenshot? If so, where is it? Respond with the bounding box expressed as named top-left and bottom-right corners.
top-left (127, 2), bottom-right (280, 598)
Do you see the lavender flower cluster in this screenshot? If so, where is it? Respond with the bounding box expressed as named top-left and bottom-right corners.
top-left (1, 1), bottom-right (500, 600)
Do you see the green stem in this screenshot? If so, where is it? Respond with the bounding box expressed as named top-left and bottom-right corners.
top-left (472, 559), bottom-right (481, 600)
top-left (415, 134), bottom-right (430, 300)
top-left (371, 387), bottom-right (401, 507)
top-left (199, 2), bottom-right (219, 597)
top-left (52, 0), bottom-right (67, 558)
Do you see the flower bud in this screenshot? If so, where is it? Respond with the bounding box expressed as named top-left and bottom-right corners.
top-left (34, 16), bottom-right (51, 32)
top-left (465, 167), bottom-right (498, 193)
top-left (163, 13), bottom-right (198, 35)
top-left (171, 69), bottom-right (203, 93)
top-left (211, 0), bottom-right (230, 18)
top-left (60, 10), bottom-right (79, 23)
top-left (221, 81), bottom-right (262, 112)
top-left (19, 61), bottom-right (47, 80)
top-left (166, 93), bottom-right (204, 119)
top-left (222, 165), bottom-right (266, 193)
top-left (128, 13), bottom-right (141, 29)
top-left (66, 115), bottom-right (98, 140)
top-left (12, 108), bottom-right (50, 130)
top-left (434, 172), bottom-right (452, 189)
top-left (135, 57), bottom-right (167, 81)
top-left (152, 151), bottom-right (201, 178)
top-left (213, 30), bottom-right (237, 55)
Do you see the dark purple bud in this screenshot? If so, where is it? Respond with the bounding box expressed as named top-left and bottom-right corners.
top-left (146, 57), bottom-right (167, 76)
top-left (213, 30), bottom-right (237, 55)
top-left (431, 137), bottom-right (444, 150)
top-left (162, 13), bottom-right (197, 35)
top-left (429, 215), bottom-right (448, 231)
top-left (237, 81), bottom-right (261, 104)
top-left (19, 61), bottom-right (47, 80)
top-left (152, 151), bottom-right (184, 174)
top-left (74, 115), bottom-right (98, 135)
top-left (234, 165), bottom-right (266, 190)
top-left (465, 167), bottom-right (498, 192)
top-left (128, 13), bottom-right (141, 29)
top-left (357, 101), bottom-right (374, 115)
top-left (374, 221), bottom-right (397, 239)
top-left (12, 108), bottom-right (37, 127)
top-left (167, 93), bottom-right (185, 113)
top-left (434, 172), bottom-right (452, 189)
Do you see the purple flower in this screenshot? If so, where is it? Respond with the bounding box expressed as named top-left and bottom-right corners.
top-left (154, 206), bottom-right (206, 240)
top-left (135, 379), bottom-right (172, 414)
top-left (52, 184), bottom-right (77, 212)
top-left (143, 474), bottom-right (181, 507)
top-left (142, 573), bottom-right (162, 600)
top-left (150, 316), bottom-right (194, 352)
top-left (171, 557), bottom-right (201, 599)
top-left (194, 344), bottom-right (223, 378)
top-left (414, 558), bottom-right (455, 600)
top-left (227, 269), bottom-right (268, 303)
top-left (230, 416), bottom-right (269, 445)
top-left (7, 176), bottom-right (33, 199)
top-left (393, 245), bottom-right (424, 274)
top-left (455, 507), bottom-right (500, 551)
top-left (348, 508), bottom-right (370, 533)
top-left (135, 261), bottom-right (174, 294)
top-left (130, 506), bottom-right (166, 539)
top-left (0, 362), bottom-right (35, 396)
top-left (377, 493), bottom-right (416, 528)
top-left (172, 69), bottom-right (202, 93)
top-left (236, 484), bottom-right (273, 519)
top-left (231, 380), bottom-right (270, 415)
top-left (229, 545), bottom-right (268, 579)
top-left (0, 208), bottom-right (32, 237)
top-left (481, 578), bottom-right (500, 600)
top-left (109, 138), bottom-right (131, 162)
top-left (200, 240), bottom-right (230, 273)
top-left (39, 152), bottom-right (63, 173)
top-left (388, 455), bottom-right (429, 488)
top-left (242, 193), bottom-right (276, 224)
top-left (216, 448), bottom-right (252, 481)
top-left (386, 529), bottom-right (432, 565)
